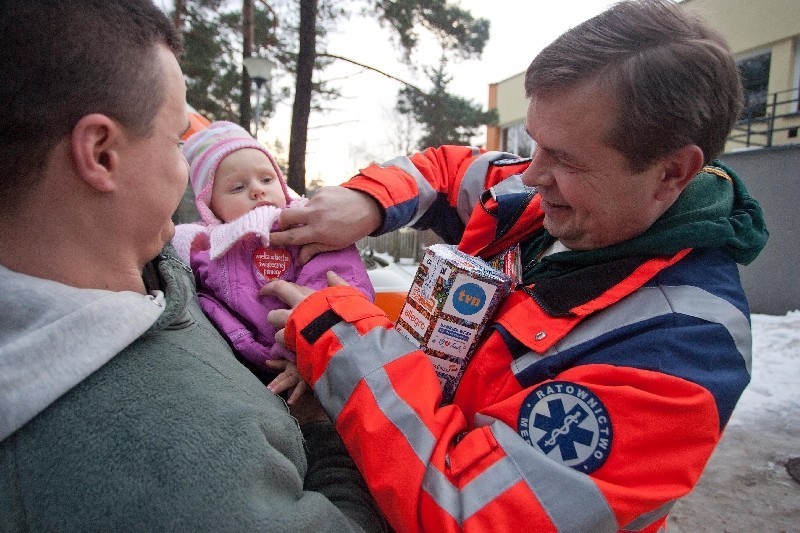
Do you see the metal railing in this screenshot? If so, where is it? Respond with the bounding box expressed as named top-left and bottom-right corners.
top-left (728, 88), bottom-right (800, 148)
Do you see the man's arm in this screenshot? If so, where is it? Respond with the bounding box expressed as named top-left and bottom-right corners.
top-left (269, 146), bottom-right (527, 264)
top-left (301, 419), bottom-right (389, 532)
top-left (264, 267), bottom-right (750, 532)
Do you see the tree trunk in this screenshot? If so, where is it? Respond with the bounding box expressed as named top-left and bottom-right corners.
top-left (240, 0), bottom-right (254, 133)
top-left (287, 0), bottom-right (317, 196)
top-left (172, 0), bottom-right (184, 31)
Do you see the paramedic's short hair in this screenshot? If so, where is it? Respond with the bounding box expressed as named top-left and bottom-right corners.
top-left (525, 0), bottom-right (743, 171)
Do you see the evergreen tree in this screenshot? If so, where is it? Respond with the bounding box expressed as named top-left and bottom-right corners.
top-left (179, 1), bottom-right (243, 122)
top-left (397, 59), bottom-right (498, 149)
top-left (371, 0), bottom-right (489, 62)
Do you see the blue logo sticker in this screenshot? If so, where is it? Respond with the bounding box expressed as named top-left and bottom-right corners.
top-left (517, 381), bottom-right (613, 474)
top-left (451, 283), bottom-right (486, 316)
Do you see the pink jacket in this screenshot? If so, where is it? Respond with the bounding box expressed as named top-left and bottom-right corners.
top-left (173, 205), bottom-right (374, 366)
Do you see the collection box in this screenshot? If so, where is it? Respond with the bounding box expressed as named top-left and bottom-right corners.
top-left (395, 244), bottom-right (514, 404)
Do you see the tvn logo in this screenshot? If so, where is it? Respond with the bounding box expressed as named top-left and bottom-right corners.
top-left (452, 283), bottom-right (487, 316)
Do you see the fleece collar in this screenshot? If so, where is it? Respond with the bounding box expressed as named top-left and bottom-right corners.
top-left (0, 264), bottom-right (166, 440)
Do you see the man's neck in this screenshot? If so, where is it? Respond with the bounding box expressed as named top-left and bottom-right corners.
top-left (0, 216), bottom-right (147, 294)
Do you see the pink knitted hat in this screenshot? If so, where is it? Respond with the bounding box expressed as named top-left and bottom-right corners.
top-left (182, 121), bottom-right (291, 226)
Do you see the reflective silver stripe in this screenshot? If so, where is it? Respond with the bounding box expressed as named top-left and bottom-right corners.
top-left (421, 419), bottom-right (617, 530)
top-left (492, 422), bottom-right (619, 533)
top-left (366, 366), bottom-right (524, 525)
top-left (665, 285), bottom-right (752, 374)
top-left (315, 321), bottom-right (615, 528)
top-left (315, 322), bottom-right (418, 420)
top-left (489, 173), bottom-right (532, 198)
top-left (512, 285), bottom-right (752, 377)
top-left (364, 368), bottom-right (437, 464)
top-left (315, 321), bottom-right (556, 525)
top-left (380, 155), bottom-right (437, 226)
top-left (621, 499), bottom-right (674, 531)
top-left (457, 151), bottom-right (518, 224)
top-left (422, 453), bottom-right (523, 525)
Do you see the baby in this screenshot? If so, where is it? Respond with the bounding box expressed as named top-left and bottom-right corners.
top-left (172, 121), bottom-right (374, 402)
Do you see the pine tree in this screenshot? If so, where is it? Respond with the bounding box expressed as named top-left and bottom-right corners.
top-left (397, 58), bottom-right (498, 149)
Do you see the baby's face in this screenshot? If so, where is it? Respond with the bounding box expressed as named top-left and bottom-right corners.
top-left (210, 148), bottom-right (287, 222)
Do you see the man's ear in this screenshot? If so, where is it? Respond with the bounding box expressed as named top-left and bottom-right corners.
top-left (70, 114), bottom-right (122, 192)
top-left (655, 144), bottom-right (705, 201)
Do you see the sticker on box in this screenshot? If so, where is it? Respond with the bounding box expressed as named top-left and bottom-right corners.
top-left (393, 244), bottom-right (514, 405)
top-left (428, 319), bottom-right (475, 359)
top-left (428, 356), bottom-right (461, 382)
top-left (398, 301), bottom-right (430, 339)
top-left (442, 274), bottom-right (498, 324)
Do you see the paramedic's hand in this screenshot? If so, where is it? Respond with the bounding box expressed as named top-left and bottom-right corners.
top-left (269, 186), bottom-right (382, 265)
top-left (263, 271), bottom-right (350, 348)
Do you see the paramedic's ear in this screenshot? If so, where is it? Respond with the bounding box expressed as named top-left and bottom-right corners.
top-left (71, 113), bottom-right (121, 193)
top-left (653, 144), bottom-right (704, 203)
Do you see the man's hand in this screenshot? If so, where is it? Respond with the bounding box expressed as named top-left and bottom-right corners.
top-left (288, 390), bottom-right (330, 425)
top-left (269, 186), bottom-right (382, 265)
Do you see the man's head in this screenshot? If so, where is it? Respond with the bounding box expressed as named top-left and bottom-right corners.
top-left (0, 0), bottom-right (189, 291)
top-left (525, 0), bottom-right (742, 170)
top-left (520, 0), bottom-right (738, 250)
top-left (0, 0), bottom-right (183, 211)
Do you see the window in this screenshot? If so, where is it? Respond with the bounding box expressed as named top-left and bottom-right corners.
top-left (737, 50), bottom-right (771, 119)
top-left (501, 121), bottom-right (534, 157)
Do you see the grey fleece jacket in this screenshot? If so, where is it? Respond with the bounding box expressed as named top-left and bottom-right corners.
top-left (0, 248), bottom-right (386, 532)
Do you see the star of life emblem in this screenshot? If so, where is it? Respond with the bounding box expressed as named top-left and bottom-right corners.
top-left (517, 381), bottom-right (613, 474)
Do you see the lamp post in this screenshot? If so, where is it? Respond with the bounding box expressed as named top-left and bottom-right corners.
top-left (243, 57), bottom-right (276, 138)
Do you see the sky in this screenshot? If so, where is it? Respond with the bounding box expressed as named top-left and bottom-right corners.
top-left (259, 1), bottom-right (619, 185)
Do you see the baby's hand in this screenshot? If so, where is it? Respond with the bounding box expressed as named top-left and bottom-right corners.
top-left (265, 359), bottom-right (309, 405)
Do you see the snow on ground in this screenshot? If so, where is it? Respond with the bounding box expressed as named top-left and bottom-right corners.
top-left (734, 311), bottom-right (800, 421)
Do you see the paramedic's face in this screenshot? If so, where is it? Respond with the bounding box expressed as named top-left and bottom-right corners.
top-left (210, 149), bottom-right (286, 223)
top-left (520, 82), bottom-right (670, 250)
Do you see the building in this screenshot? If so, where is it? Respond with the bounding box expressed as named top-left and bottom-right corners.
top-left (486, 0), bottom-right (800, 154)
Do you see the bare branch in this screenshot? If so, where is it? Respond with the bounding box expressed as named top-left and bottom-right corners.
top-left (256, 0), bottom-right (279, 33)
top-left (318, 53), bottom-right (423, 93)
top-left (309, 119), bottom-right (360, 130)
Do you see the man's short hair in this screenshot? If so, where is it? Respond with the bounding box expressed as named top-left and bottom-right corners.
top-left (525, 0), bottom-right (743, 171)
top-left (0, 0), bottom-right (183, 206)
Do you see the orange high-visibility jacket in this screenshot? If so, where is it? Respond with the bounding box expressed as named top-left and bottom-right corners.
top-left (286, 146), bottom-right (755, 532)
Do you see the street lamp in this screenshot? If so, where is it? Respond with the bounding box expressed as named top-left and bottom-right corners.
top-left (243, 56), bottom-right (276, 137)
